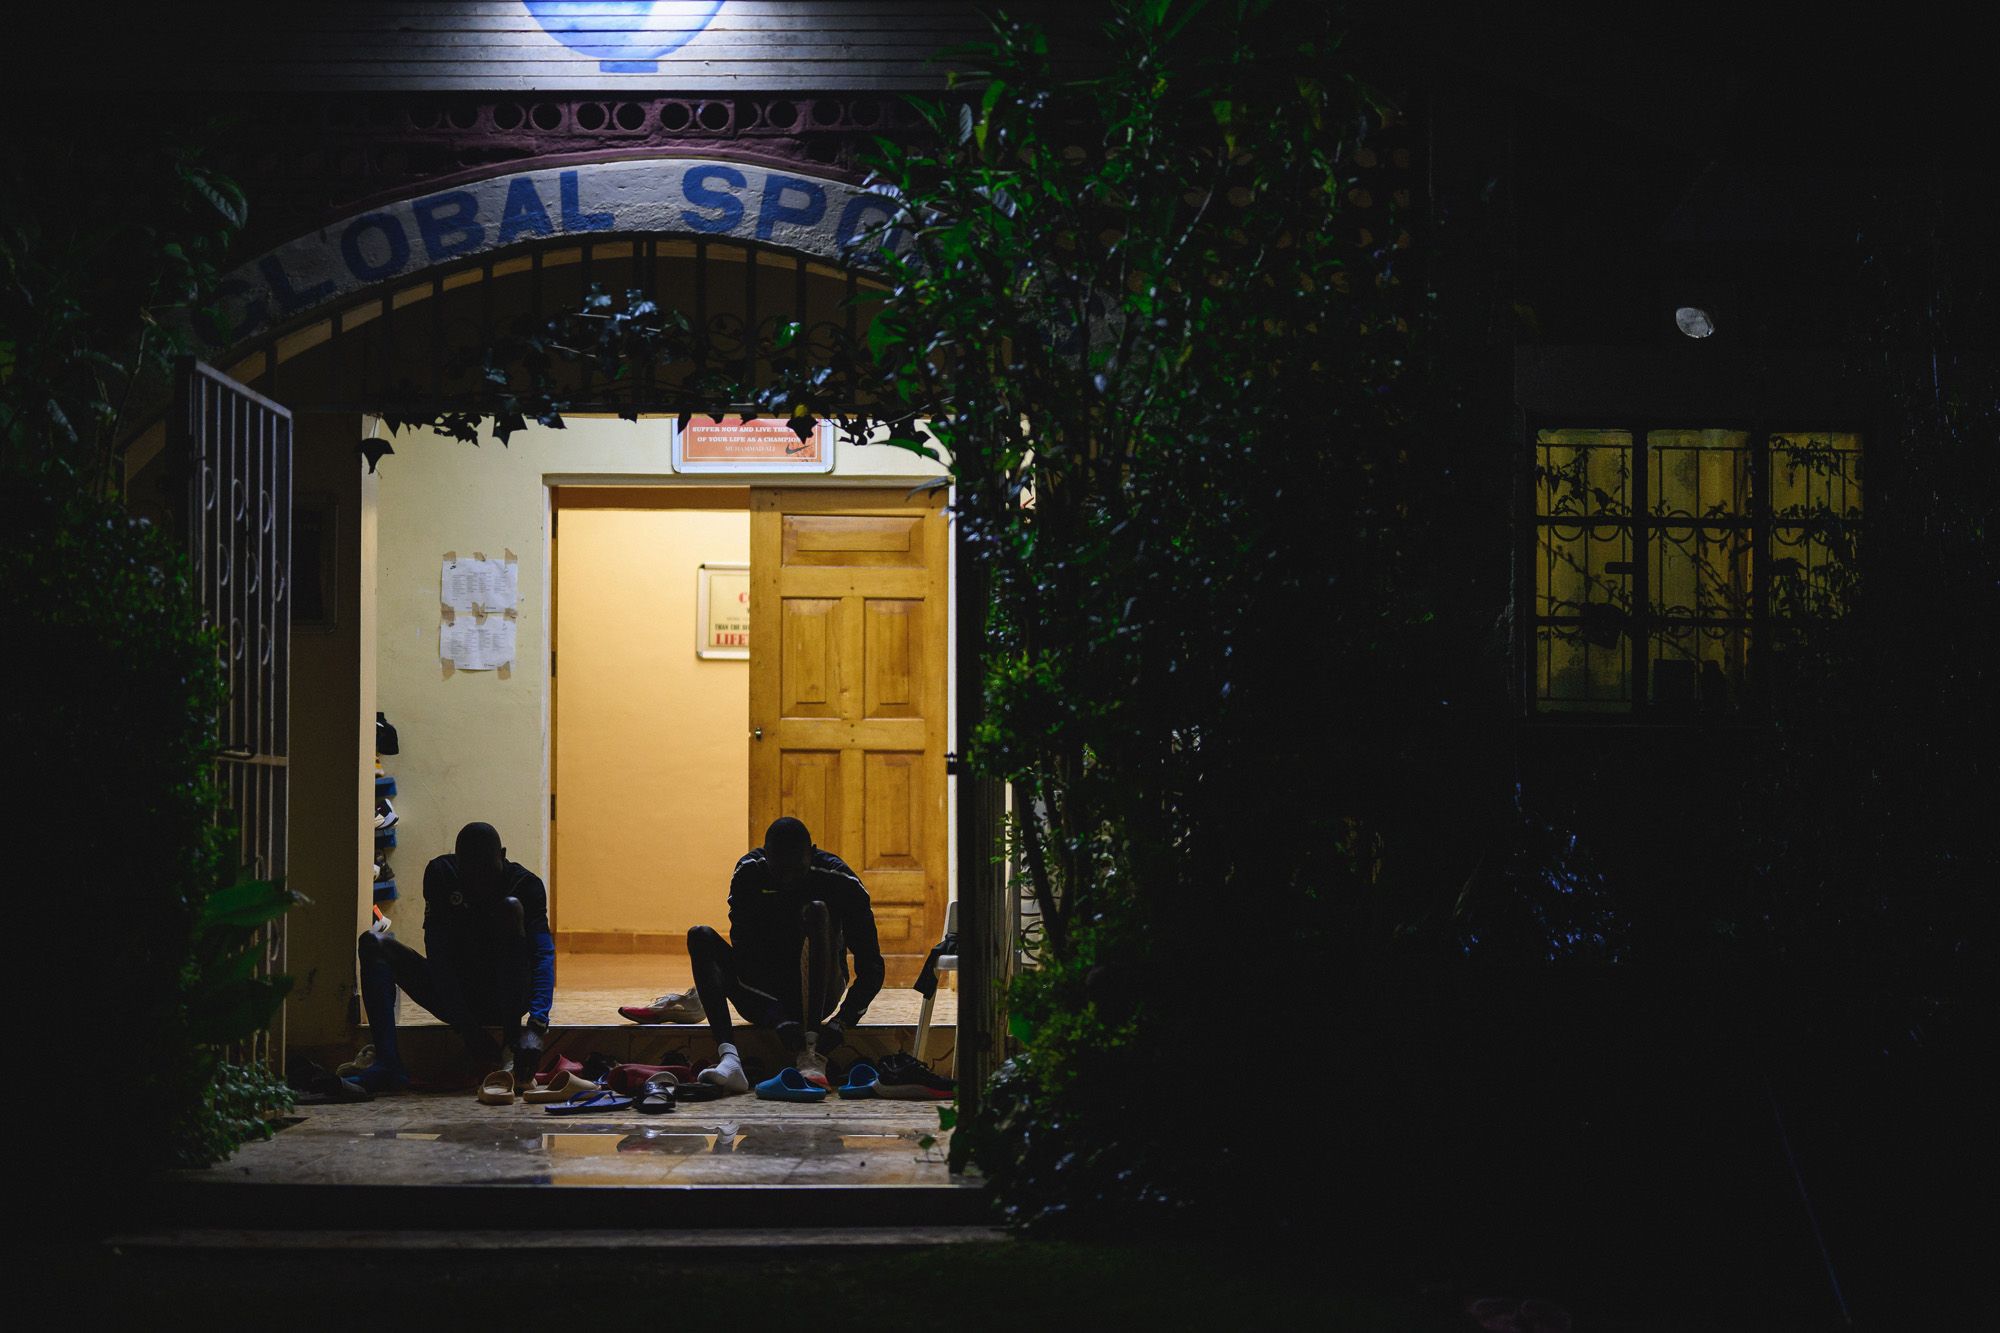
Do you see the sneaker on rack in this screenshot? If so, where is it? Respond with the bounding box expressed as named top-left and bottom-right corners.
top-left (373, 857), bottom-right (392, 882)
top-left (873, 1050), bottom-right (956, 1100)
top-left (373, 797), bottom-right (398, 830)
top-left (616, 989), bottom-right (705, 1024)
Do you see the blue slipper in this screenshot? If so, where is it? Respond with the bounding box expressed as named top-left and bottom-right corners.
top-left (544, 1089), bottom-right (635, 1115)
top-left (754, 1067), bottom-right (829, 1103)
top-left (836, 1063), bottom-right (879, 1098)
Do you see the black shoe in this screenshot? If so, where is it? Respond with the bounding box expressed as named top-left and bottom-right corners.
top-left (873, 1051), bottom-right (956, 1101)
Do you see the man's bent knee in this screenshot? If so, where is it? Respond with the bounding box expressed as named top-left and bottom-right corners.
top-left (358, 929), bottom-right (383, 959)
top-left (688, 924), bottom-right (723, 953)
top-left (799, 899), bottom-right (830, 927)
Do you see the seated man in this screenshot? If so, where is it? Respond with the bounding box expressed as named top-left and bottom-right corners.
top-left (349, 821), bottom-right (555, 1092)
top-left (626, 817), bottom-right (883, 1093)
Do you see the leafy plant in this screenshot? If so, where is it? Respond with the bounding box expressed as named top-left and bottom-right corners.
top-left (5, 126), bottom-right (297, 1179)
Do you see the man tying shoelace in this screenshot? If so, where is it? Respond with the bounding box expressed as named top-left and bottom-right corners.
top-left (620, 816), bottom-right (884, 1093)
top-left (347, 821), bottom-right (555, 1094)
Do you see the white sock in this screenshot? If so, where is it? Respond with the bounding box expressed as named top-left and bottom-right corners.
top-left (700, 1042), bottom-right (749, 1093)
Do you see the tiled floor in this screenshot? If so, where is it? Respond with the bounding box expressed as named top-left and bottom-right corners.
top-left (192, 1091), bottom-right (965, 1189)
top-left (400, 952), bottom-right (957, 1028)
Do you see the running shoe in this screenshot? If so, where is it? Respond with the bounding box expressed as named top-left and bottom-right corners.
top-left (873, 1051), bottom-right (956, 1100)
top-left (617, 988), bottom-right (706, 1024)
top-left (372, 797), bottom-right (398, 830)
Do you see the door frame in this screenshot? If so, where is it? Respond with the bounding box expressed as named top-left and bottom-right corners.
top-left (545, 475), bottom-right (953, 954)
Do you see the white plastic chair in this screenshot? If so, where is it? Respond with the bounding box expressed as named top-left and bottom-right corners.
top-left (911, 900), bottom-right (958, 1065)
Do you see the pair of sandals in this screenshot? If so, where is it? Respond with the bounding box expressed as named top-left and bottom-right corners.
top-left (752, 1062), bottom-right (879, 1103)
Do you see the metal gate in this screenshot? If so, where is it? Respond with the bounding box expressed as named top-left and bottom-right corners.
top-left (173, 360), bottom-right (294, 1070)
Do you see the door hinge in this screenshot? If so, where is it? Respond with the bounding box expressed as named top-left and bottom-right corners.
top-left (550, 650), bottom-right (556, 678)
top-left (550, 791), bottom-right (556, 822)
top-left (945, 751), bottom-right (960, 775)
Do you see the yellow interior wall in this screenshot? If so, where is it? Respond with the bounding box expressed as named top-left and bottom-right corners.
top-left (373, 416), bottom-right (944, 950)
top-left (555, 506), bottom-right (749, 935)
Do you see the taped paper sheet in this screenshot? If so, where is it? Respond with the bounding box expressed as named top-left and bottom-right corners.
top-left (439, 615), bottom-right (516, 670)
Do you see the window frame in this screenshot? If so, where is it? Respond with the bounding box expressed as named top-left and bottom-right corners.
top-left (1518, 416), bottom-right (1864, 724)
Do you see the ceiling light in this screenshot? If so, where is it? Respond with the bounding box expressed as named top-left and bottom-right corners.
top-left (1674, 306), bottom-right (1716, 339)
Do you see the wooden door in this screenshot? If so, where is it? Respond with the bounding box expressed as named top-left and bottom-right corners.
top-left (750, 487), bottom-right (949, 986)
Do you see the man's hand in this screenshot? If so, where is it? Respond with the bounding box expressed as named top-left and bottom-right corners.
top-left (815, 1018), bottom-right (846, 1054)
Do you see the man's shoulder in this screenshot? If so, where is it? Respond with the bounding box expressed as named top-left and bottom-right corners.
top-left (731, 850), bottom-right (775, 895)
top-left (505, 861), bottom-right (546, 898)
top-left (810, 850), bottom-right (865, 890)
top-left (423, 854), bottom-right (457, 898)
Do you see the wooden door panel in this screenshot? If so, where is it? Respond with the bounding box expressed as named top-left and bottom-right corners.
top-left (752, 487), bottom-right (949, 990)
top-left (783, 513), bottom-right (923, 565)
top-left (862, 599), bottom-right (922, 718)
top-left (777, 749), bottom-right (843, 856)
top-left (779, 597), bottom-right (843, 719)
top-left (861, 751), bottom-right (924, 871)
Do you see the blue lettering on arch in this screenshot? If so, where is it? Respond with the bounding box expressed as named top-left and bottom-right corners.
top-left (680, 164), bottom-right (747, 234)
top-left (340, 213), bottom-right (412, 282)
top-left (757, 175), bottom-right (826, 240)
top-left (836, 196), bottom-right (900, 253)
top-left (560, 170), bottom-right (614, 231)
top-left (498, 177), bottom-right (555, 244)
top-left (257, 253), bottom-right (335, 314)
top-left (411, 190), bottom-right (486, 262)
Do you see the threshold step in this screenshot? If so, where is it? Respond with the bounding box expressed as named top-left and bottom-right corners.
top-left (106, 1224), bottom-right (1006, 1254)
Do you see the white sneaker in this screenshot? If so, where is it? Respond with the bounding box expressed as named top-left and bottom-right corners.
top-left (373, 798), bottom-right (398, 829)
top-left (617, 989), bottom-right (705, 1024)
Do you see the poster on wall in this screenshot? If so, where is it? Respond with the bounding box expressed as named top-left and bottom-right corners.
top-left (698, 563), bottom-right (750, 660)
top-left (672, 415), bottom-right (834, 474)
top-left (440, 549), bottom-right (520, 670)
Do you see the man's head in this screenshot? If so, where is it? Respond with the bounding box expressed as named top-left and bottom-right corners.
top-left (455, 822), bottom-right (507, 894)
top-left (763, 817), bottom-right (813, 887)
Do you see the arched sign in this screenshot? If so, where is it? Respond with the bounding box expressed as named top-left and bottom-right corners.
top-left (211, 157), bottom-right (903, 351)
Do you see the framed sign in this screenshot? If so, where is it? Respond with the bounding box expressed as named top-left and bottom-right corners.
top-left (697, 563), bottom-right (750, 659)
top-left (672, 415), bottom-right (835, 474)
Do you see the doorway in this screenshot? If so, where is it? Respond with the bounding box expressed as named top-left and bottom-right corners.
top-left (552, 483), bottom-right (951, 997)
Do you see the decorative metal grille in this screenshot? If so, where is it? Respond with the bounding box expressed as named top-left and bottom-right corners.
top-left (1530, 425), bottom-right (1861, 717)
top-left (174, 360), bottom-right (294, 1069)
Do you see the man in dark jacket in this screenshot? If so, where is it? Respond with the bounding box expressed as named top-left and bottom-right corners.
top-left (679, 816), bottom-right (885, 1093)
top-left (348, 821), bottom-right (556, 1091)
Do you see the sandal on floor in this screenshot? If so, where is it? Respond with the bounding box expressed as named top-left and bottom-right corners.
top-left (523, 1071), bottom-right (600, 1104)
top-left (635, 1073), bottom-right (679, 1114)
top-left (836, 1063), bottom-right (879, 1098)
top-left (670, 1081), bottom-right (730, 1103)
top-left (754, 1067), bottom-right (830, 1103)
top-left (477, 1070), bottom-right (517, 1105)
top-left (543, 1089), bottom-right (635, 1116)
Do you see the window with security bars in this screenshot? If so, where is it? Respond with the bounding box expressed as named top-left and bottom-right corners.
top-left (1530, 427), bottom-right (1862, 715)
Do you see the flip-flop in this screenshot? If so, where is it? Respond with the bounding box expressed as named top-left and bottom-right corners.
top-left (671, 1081), bottom-right (730, 1103)
top-left (476, 1070), bottom-right (516, 1105)
top-left (523, 1071), bottom-right (601, 1104)
top-left (635, 1074), bottom-right (678, 1114)
top-left (836, 1062), bottom-right (879, 1098)
top-left (754, 1067), bottom-right (830, 1103)
top-left (543, 1089), bottom-right (635, 1116)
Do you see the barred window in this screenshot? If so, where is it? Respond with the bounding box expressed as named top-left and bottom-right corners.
top-left (1530, 427), bottom-right (1862, 715)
